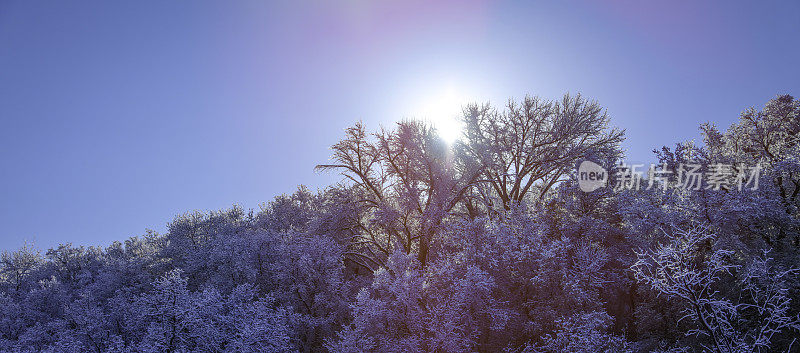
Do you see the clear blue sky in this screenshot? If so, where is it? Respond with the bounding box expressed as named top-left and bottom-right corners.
top-left (1, 1), bottom-right (799, 251)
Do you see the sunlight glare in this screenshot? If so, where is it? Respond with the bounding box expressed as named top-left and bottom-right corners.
top-left (417, 86), bottom-right (467, 144)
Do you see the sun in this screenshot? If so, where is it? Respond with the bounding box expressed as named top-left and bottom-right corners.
top-left (417, 86), bottom-right (468, 144)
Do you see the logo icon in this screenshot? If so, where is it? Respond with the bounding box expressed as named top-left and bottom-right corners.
top-left (578, 160), bottom-right (607, 192)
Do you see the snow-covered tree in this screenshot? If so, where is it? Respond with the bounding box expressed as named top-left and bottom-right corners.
top-left (458, 94), bottom-right (623, 211)
top-left (632, 225), bottom-right (800, 352)
top-left (317, 120), bottom-right (482, 268)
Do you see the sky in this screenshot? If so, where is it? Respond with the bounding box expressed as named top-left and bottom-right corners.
top-left (1, 0), bottom-right (799, 251)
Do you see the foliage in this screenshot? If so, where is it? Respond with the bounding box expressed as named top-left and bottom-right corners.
top-left (2, 93), bottom-right (799, 352)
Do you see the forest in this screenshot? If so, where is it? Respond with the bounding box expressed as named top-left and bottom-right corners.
top-left (1, 94), bottom-right (799, 353)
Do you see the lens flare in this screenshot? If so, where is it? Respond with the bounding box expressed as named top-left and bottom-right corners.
top-left (417, 86), bottom-right (467, 143)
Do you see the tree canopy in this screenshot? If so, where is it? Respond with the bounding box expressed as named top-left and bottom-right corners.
top-left (2, 93), bottom-right (799, 353)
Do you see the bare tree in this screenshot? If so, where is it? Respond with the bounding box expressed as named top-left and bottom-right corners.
top-left (458, 93), bottom-right (623, 211)
top-left (318, 93), bottom-right (622, 267)
top-left (317, 121), bottom-right (481, 268)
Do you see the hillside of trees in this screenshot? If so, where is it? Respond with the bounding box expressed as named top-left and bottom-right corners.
top-left (1, 94), bottom-right (799, 352)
